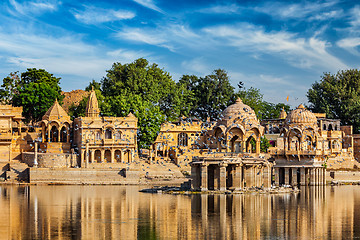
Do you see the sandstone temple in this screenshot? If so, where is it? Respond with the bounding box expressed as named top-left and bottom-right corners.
top-left (0, 91), bottom-right (359, 187)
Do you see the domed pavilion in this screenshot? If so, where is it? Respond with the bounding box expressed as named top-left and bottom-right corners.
top-left (191, 98), bottom-right (272, 192)
top-left (271, 104), bottom-right (326, 186)
top-left (214, 98), bottom-right (264, 154)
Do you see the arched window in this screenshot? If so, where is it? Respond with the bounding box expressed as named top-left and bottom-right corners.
top-left (50, 126), bottom-right (58, 142)
top-left (60, 126), bottom-right (67, 142)
top-left (178, 133), bottom-right (188, 147)
top-left (115, 131), bottom-right (121, 140)
top-left (328, 124), bottom-right (333, 131)
top-left (105, 128), bottom-right (112, 139)
top-left (323, 124), bottom-right (327, 130)
top-left (96, 131), bottom-right (101, 140)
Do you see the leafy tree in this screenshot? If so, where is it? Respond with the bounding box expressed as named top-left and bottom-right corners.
top-left (307, 69), bottom-right (360, 132)
top-left (260, 136), bottom-right (271, 152)
top-left (68, 81), bottom-right (105, 120)
top-left (1, 68), bottom-right (63, 123)
top-left (100, 58), bottom-right (190, 148)
top-left (179, 69), bottom-right (236, 121)
top-left (0, 72), bottom-right (20, 104)
top-left (261, 102), bottom-right (291, 120)
top-left (237, 87), bottom-right (264, 119)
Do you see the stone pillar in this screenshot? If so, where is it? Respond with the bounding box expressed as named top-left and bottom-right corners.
top-left (274, 168), bottom-right (280, 186)
top-left (58, 128), bottom-right (61, 142)
top-left (214, 167), bottom-right (220, 190)
top-left (34, 141), bottom-right (38, 167)
top-left (284, 167), bottom-right (289, 185)
top-left (219, 164), bottom-right (227, 191)
top-left (121, 150), bottom-right (124, 163)
top-left (263, 164), bottom-right (271, 189)
top-left (100, 150), bottom-right (105, 163)
top-left (310, 168), bottom-right (315, 186)
top-left (233, 164), bottom-right (242, 191)
top-left (242, 142), bottom-right (246, 153)
top-left (300, 168), bottom-right (306, 186)
top-left (256, 140), bottom-right (261, 154)
top-left (191, 164), bottom-right (200, 190)
top-left (201, 164), bottom-right (208, 191)
top-left (85, 141), bottom-right (89, 168)
top-left (291, 168), bottom-right (298, 186)
top-left (111, 149), bottom-right (115, 163)
top-left (91, 150), bottom-right (95, 163)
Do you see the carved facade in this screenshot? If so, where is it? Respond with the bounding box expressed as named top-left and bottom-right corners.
top-left (73, 89), bottom-right (138, 167)
top-left (191, 98), bottom-right (272, 191)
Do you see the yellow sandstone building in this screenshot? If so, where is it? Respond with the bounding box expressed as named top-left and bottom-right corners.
top-left (0, 90), bottom-right (358, 186)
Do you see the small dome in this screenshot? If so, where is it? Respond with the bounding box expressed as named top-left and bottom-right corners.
top-left (279, 107), bottom-right (287, 119)
top-left (286, 104), bottom-right (317, 124)
top-left (221, 98), bottom-right (258, 124)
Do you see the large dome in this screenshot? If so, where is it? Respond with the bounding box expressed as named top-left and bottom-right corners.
top-left (221, 98), bottom-right (258, 124)
top-left (286, 104), bottom-right (317, 124)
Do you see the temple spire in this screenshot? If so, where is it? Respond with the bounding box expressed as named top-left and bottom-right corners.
top-left (85, 88), bottom-right (100, 117)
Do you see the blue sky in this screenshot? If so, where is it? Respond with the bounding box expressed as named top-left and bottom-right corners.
top-left (0, 0), bottom-right (359, 107)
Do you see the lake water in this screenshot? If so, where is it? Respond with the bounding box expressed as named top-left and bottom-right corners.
top-left (0, 185), bottom-right (359, 239)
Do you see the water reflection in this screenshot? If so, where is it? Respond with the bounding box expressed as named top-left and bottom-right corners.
top-left (0, 185), bottom-right (359, 239)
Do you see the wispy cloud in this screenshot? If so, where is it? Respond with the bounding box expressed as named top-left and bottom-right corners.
top-left (337, 37), bottom-right (360, 55)
top-left (255, 0), bottom-right (339, 20)
top-left (203, 23), bottom-right (347, 71)
top-left (0, 29), bottom-right (153, 82)
top-left (8, 0), bottom-right (60, 15)
top-left (71, 6), bottom-right (135, 24)
top-left (181, 57), bottom-right (210, 75)
top-left (116, 24), bottom-right (200, 51)
top-left (106, 48), bottom-right (150, 62)
top-left (132, 0), bottom-right (163, 13)
top-left (199, 3), bottom-right (240, 14)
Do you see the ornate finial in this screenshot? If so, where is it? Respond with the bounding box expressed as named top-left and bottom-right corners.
top-left (279, 107), bottom-right (287, 119)
top-left (236, 98), bottom-right (242, 103)
top-left (298, 104), bottom-right (305, 109)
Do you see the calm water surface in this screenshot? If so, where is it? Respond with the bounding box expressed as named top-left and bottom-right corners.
top-left (0, 185), bottom-right (359, 239)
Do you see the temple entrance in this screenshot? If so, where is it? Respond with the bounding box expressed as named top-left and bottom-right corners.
top-left (208, 165), bottom-right (215, 190)
top-left (50, 126), bottom-right (58, 142)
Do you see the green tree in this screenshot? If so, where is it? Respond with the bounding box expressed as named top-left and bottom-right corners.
top-left (1, 68), bottom-right (63, 123)
top-left (307, 69), bottom-right (360, 132)
top-left (260, 136), bottom-right (271, 152)
top-left (0, 72), bottom-right (20, 104)
top-left (179, 69), bottom-right (236, 121)
top-left (261, 102), bottom-right (291, 120)
top-left (100, 58), bottom-right (190, 148)
top-left (68, 81), bottom-right (105, 120)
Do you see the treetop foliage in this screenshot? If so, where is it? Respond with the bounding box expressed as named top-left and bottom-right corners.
top-left (307, 69), bottom-right (360, 132)
top-left (1, 68), bottom-right (63, 123)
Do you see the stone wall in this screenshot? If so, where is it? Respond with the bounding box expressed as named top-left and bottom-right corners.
top-left (326, 170), bottom-right (360, 183)
top-left (29, 168), bottom-right (140, 184)
top-left (22, 152), bottom-right (78, 168)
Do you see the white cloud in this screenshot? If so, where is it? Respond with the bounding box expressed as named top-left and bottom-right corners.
top-left (0, 30), bottom-right (154, 82)
top-left (72, 6), bottom-right (135, 24)
top-left (255, 0), bottom-right (339, 20)
top-left (8, 0), bottom-right (60, 15)
top-left (181, 57), bottom-right (210, 75)
top-left (350, 5), bottom-right (360, 27)
top-left (132, 0), bottom-right (163, 13)
top-left (106, 49), bottom-right (150, 62)
top-left (337, 37), bottom-right (360, 55)
top-left (203, 24), bottom-right (347, 71)
top-left (199, 4), bottom-right (240, 14)
top-left (308, 10), bottom-right (342, 21)
top-left (116, 24), bottom-right (200, 51)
